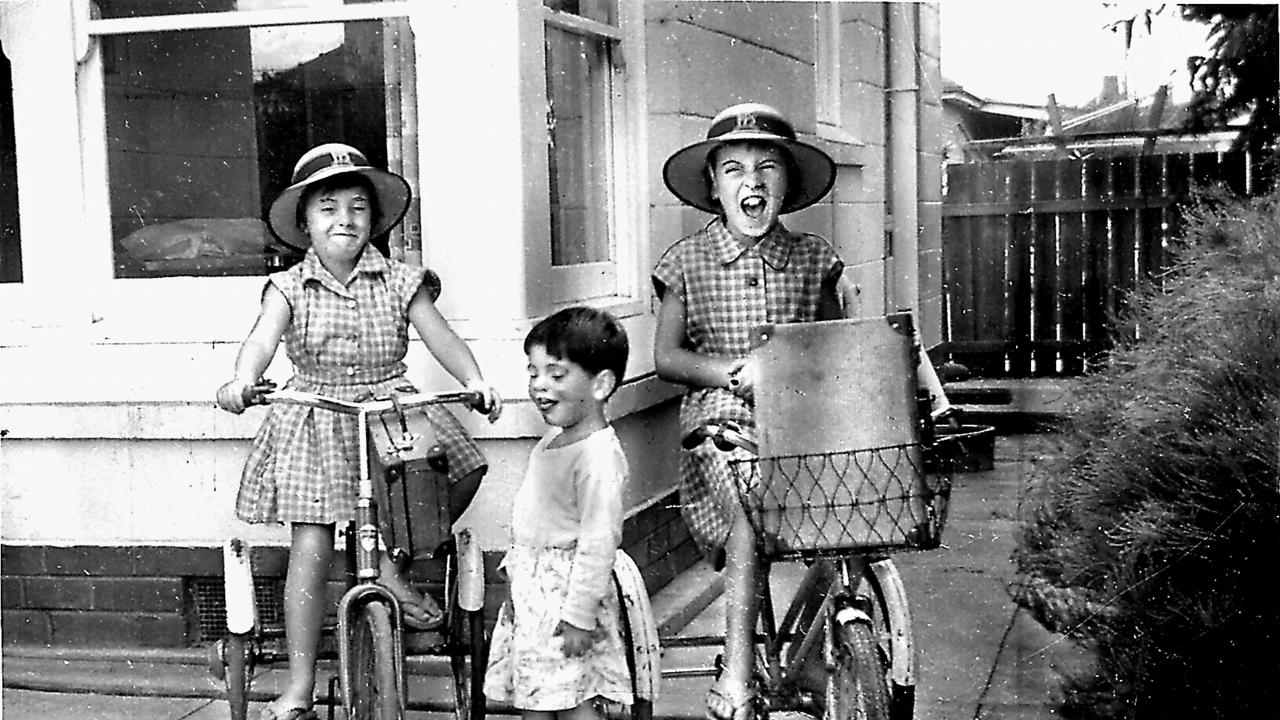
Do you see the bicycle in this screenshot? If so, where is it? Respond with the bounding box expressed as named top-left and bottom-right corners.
top-left (208, 388), bottom-right (491, 720)
top-left (653, 313), bottom-right (955, 720)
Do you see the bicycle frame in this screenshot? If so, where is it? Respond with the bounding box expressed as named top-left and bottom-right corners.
top-left (260, 388), bottom-right (482, 716)
top-left (665, 421), bottom-right (921, 718)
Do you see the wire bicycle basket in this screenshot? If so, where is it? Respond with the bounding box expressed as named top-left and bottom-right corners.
top-left (730, 443), bottom-right (952, 560)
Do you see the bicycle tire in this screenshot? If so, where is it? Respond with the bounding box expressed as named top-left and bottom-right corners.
top-left (863, 561), bottom-right (916, 720)
top-left (828, 620), bottom-right (891, 720)
top-left (350, 600), bottom-right (402, 720)
top-left (222, 634), bottom-right (253, 720)
top-left (448, 565), bottom-right (488, 720)
top-left (597, 577), bottom-right (653, 720)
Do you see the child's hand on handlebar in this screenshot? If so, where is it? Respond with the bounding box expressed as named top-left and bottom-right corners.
top-left (215, 378), bottom-right (277, 414)
top-left (466, 381), bottom-right (503, 423)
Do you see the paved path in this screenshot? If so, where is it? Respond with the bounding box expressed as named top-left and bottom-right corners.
top-left (3, 434), bottom-right (1092, 720)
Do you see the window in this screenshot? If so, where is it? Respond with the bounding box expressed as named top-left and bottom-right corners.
top-left (89, 2), bottom-right (414, 279)
top-left (1, 44), bottom-right (20, 284)
top-left (535, 0), bottom-right (641, 305)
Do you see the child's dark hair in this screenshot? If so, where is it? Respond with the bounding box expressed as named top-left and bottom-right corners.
top-left (524, 307), bottom-right (629, 396)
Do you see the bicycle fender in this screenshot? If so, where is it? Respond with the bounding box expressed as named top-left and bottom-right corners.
top-left (613, 549), bottom-right (661, 702)
top-left (869, 558), bottom-right (917, 689)
top-left (456, 528), bottom-right (485, 612)
top-left (223, 538), bottom-right (257, 634)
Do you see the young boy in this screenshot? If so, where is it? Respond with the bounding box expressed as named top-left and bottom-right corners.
top-left (485, 307), bottom-right (638, 719)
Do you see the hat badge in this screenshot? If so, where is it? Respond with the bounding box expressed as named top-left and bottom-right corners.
top-left (734, 113), bottom-right (760, 131)
top-left (329, 148), bottom-right (354, 167)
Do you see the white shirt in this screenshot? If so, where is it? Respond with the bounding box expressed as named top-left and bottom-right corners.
top-left (511, 426), bottom-right (628, 629)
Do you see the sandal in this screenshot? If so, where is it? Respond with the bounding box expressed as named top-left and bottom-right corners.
top-left (706, 681), bottom-right (756, 720)
top-left (379, 574), bottom-right (446, 631)
top-left (398, 592), bottom-right (446, 632)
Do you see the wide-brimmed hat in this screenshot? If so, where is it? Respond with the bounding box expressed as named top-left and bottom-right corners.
top-left (663, 103), bottom-right (836, 215)
top-left (267, 143), bottom-right (411, 249)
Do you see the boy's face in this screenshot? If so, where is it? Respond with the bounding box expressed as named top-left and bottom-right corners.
top-left (709, 142), bottom-right (790, 241)
top-left (526, 345), bottom-right (611, 434)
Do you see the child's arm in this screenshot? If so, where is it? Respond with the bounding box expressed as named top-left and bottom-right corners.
top-left (406, 286), bottom-right (502, 422)
top-left (558, 445), bottom-right (626, 656)
top-left (654, 290), bottom-right (746, 391)
top-left (216, 285), bottom-right (290, 414)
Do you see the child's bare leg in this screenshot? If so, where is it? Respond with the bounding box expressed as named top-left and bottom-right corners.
top-left (270, 522), bottom-right (336, 714)
top-left (559, 699), bottom-right (603, 720)
top-left (708, 511), bottom-right (759, 720)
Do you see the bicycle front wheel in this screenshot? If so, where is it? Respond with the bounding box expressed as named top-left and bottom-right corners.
top-left (349, 600), bottom-right (403, 720)
top-left (828, 619), bottom-right (891, 720)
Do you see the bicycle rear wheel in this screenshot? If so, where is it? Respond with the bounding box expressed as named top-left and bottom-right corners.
top-left (449, 598), bottom-right (487, 720)
top-left (598, 584), bottom-right (653, 720)
top-left (350, 600), bottom-right (402, 720)
top-left (827, 619), bottom-right (891, 720)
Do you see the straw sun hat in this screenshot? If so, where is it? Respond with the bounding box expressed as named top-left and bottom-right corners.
top-left (662, 103), bottom-right (836, 215)
top-left (267, 143), bottom-right (411, 250)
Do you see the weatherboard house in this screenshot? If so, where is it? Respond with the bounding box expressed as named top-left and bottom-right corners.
top-left (0, 1), bottom-right (944, 648)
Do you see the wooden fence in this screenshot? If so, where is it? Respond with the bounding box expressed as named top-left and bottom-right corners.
top-left (940, 151), bottom-right (1271, 378)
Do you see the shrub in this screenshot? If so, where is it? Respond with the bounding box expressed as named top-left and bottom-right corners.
top-left (1015, 187), bottom-right (1280, 719)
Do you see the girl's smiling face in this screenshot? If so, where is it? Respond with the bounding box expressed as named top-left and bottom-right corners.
top-left (301, 183), bottom-right (374, 279)
top-left (709, 141), bottom-right (790, 241)
top-left (526, 344), bottom-right (609, 443)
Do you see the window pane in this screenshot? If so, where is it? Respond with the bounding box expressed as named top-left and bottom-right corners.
top-left (99, 0), bottom-right (384, 20)
top-left (0, 46), bottom-right (20, 284)
top-left (543, 0), bottom-right (615, 25)
top-left (545, 26), bottom-right (612, 267)
top-left (103, 19), bottom-right (398, 277)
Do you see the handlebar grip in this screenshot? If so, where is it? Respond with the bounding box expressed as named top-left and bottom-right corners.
top-left (463, 389), bottom-right (490, 413)
top-left (241, 380), bottom-right (278, 407)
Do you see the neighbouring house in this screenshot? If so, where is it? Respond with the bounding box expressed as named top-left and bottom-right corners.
top-left (941, 80), bottom-right (1048, 164)
top-left (0, 0), bottom-right (945, 648)
top-left (946, 76), bottom-right (1242, 162)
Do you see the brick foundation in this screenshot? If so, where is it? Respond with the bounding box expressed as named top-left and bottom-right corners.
top-left (2, 489), bottom-right (696, 648)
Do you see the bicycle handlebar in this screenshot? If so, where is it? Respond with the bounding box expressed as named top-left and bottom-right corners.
top-left (681, 422), bottom-right (759, 455)
top-left (254, 388), bottom-right (485, 416)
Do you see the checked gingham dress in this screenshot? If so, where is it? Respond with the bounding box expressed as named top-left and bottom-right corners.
top-left (651, 219), bottom-right (842, 566)
top-left (235, 247), bottom-right (486, 526)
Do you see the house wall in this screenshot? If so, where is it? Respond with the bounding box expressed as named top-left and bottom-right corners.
top-left (1, 0), bottom-right (942, 648)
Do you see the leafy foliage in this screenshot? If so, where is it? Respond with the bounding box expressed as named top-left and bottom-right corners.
top-left (1015, 186), bottom-right (1280, 718)
top-left (1105, 4), bottom-right (1277, 152)
top-left (1180, 4), bottom-right (1279, 152)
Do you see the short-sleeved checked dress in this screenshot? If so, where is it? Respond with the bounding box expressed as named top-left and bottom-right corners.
top-left (651, 219), bottom-right (842, 565)
top-left (235, 247), bottom-right (487, 526)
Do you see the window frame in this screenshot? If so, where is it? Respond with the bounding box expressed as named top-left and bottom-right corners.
top-left (815, 2), bottom-right (841, 131)
top-left (813, 4), bottom-right (864, 146)
top-left (49, 2), bottom-right (417, 339)
top-left (524, 0), bottom-right (646, 312)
